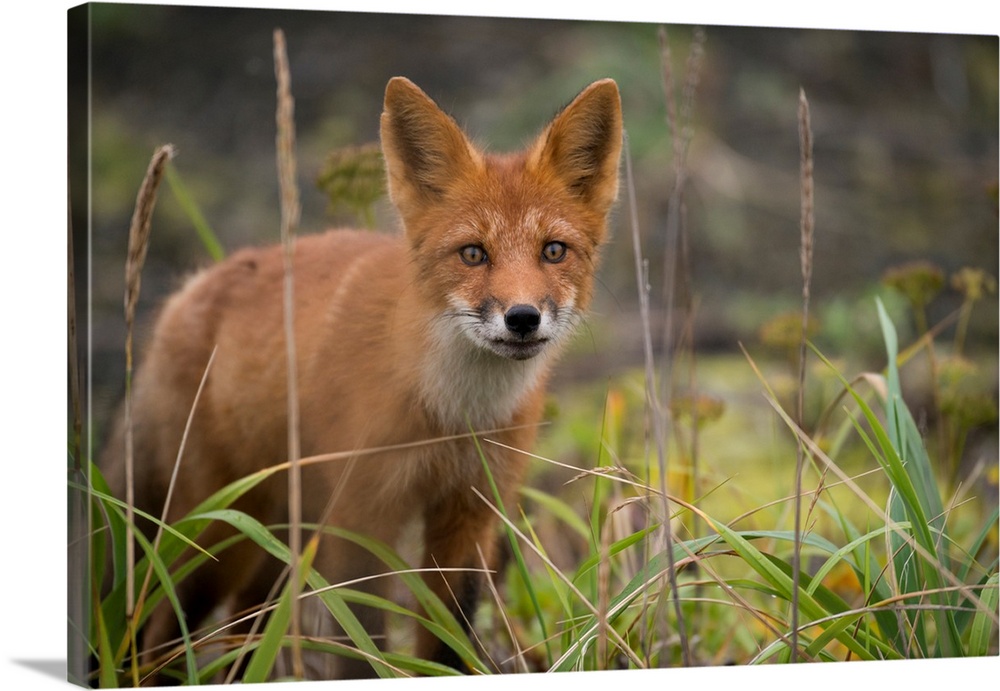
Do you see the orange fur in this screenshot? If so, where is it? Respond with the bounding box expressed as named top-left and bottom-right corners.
top-left (102, 76), bottom-right (622, 679)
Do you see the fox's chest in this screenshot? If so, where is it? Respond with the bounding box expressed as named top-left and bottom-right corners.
top-left (417, 315), bottom-right (551, 433)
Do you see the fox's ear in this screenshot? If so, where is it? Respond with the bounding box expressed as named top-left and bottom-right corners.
top-left (529, 79), bottom-right (623, 215)
top-left (380, 77), bottom-right (482, 213)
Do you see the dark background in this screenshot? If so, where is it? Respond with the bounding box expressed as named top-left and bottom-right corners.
top-left (70, 3), bottom-right (998, 438)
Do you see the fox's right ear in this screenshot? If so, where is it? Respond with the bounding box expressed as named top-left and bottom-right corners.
top-left (380, 77), bottom-right (482, 216)
top-left (528, 79), bottom-right (623, 217)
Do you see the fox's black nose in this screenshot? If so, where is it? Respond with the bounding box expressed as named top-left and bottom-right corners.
top-left (505, 304), bottom-right (541, 337)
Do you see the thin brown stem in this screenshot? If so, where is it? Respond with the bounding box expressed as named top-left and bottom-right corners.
top-left (273, 27), bottom-right (304, 678)
top-left (792, 87), bottom-right (815, 663)
top-left (131, 347), bottom-right (218, 650)
top-left (122, 143), bottom-right (174, 684)
top-left (624, 126), bottom-right (691, 667)
top-left (654, 24), bottom-right (704, 668)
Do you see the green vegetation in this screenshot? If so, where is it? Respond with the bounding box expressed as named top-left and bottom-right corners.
top-left (75, 291), bottom-right (999, 682)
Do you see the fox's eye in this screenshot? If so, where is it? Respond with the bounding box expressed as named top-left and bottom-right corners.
top-left (459, 245), bottom-right (488, 266)
top-left (541, 241), bottom-right (568, 263)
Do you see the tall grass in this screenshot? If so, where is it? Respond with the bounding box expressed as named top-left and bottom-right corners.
top-left (272, 27), bottom-right (305, 678)
top-left (121, 143), bottom-right (175, 686)
top-left (791, 86), bottom-right (816, 662)
top-left (85, 434), bottom-right (511, 684)
top-left (493, 307), bottom-right (996, 667)
top-left (74, 25), bottom-right (997, 687)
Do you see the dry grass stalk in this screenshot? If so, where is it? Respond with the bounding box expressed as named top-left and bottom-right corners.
top-left (273, 26), bottom-right (305, 678)
top-left (662, 28), bottom-right (704, 524)
top-left (653, 24), bottom-right (704, 667)
top-left (121, 143), bottom-right (174, 685)
top-left (791, 87), bottom-right (815, 662)
top-left (657, 25), bottom-right (704, 398)
top-left (623, 127), bottom-right (690, 667)
top-left (123, 143), bottom-right (174, 618)
top-left (476, 543), bottom-right (529, 673)
top-left (471, 487), bottom-right (646, 669)
top-left (125, 145), bottom-right (175, 351)
top-left (131, 347), bottom-right (218, 681)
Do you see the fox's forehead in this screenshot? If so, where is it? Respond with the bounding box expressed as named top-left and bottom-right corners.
top-left (442, 203), bottom-right (581, 248)
top-left (447, 159), bottom-right (582, 234)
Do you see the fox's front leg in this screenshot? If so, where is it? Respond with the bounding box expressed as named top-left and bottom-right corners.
top-left (416, 493), bottom-right (503, 671)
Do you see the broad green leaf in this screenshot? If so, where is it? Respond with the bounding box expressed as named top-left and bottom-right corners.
top-left (876, 298), bottom-right (962, 657)
top-left (968, 572), bottom-right (999, 657)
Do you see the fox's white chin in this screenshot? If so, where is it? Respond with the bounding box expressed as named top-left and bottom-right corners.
top-left (420, 314), bottom-right (557, 430)
top-left (486, 337), bottom-right (550, 361)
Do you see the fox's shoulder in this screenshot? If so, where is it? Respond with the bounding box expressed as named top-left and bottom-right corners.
top-left (231, 228), bottom-right (401, 278)
top-left (177, 228), bottom-right (397, 295)
top-left (154, 228), bottom-right (402, 340)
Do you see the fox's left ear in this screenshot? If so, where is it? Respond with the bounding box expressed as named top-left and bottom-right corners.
top-left (529, 79), bottom-right (623, 216)
top-left (380, 77), bottom-right (483, 218)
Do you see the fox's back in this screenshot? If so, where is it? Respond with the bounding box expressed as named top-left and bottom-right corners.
top-left (106, 229), bottom-right (409, 520)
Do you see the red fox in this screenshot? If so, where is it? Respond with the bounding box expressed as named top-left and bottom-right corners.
top-left (102, 76), bottom-right (622, 679)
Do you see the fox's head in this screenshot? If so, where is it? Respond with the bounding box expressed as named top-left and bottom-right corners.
top-left (380, 77), bottom-right (622, 365)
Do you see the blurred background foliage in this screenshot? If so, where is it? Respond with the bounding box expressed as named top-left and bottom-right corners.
top-left (72, 4), bottom-right (998, 477)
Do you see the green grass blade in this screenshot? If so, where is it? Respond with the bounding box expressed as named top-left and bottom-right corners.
top-left (520, 485), bottom-right (591, 541)
top-left (126, 527), bottom-right (200, 684)
top-left (702, 518), bottom-right (884, 661)
top-left (193, 511), bottom-right (395, 678)
top-left (553, 527), bottom-right (880, 671)
top-left (875, 298), bottom-right (963, 657)
top-left (200, 636), bottom-right (461, 683)
top-left (91, 497), bottom-right (213, 662)
top-left (314, 524), bottom-right (486, 674)
top-left (164, 163), bottom-right (225, 261)
top-left (471, 429), bottom-right (553, 667)
top-left (967, 572), bottom-right (999, 657)
top-left (518, 504), bottom-right (573, 617)
top-left (79, 484), bottom-right (212, 561)
top-left (241, 538), bottom-right (318, 682)
top-left (335, 586), bottom-right (480, 674)
top-left (887, 485), bottom-right (926, 655)
top-left (809, 508), bottom-right (906, 651)
top-left (801, 346), bottom-right (944, 618)
top-left (87, 460), bottom-right (285, 624)
top-left (127, 463), bottom-right (285, 575)
top-left (958, 505), bottom-right (999, 584)
top-left (877, 299), bottom-right (947, 537)
top-left (571, 522), bottom-right (659, 588)
top-left (87, 462), bottom-right (127, 589)
top-left (92, 582), bottom-right (119, 688)
top-left (807, 523), bottom-right (894, 597)
top-left (310, 587), bottom-right (394, 678)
